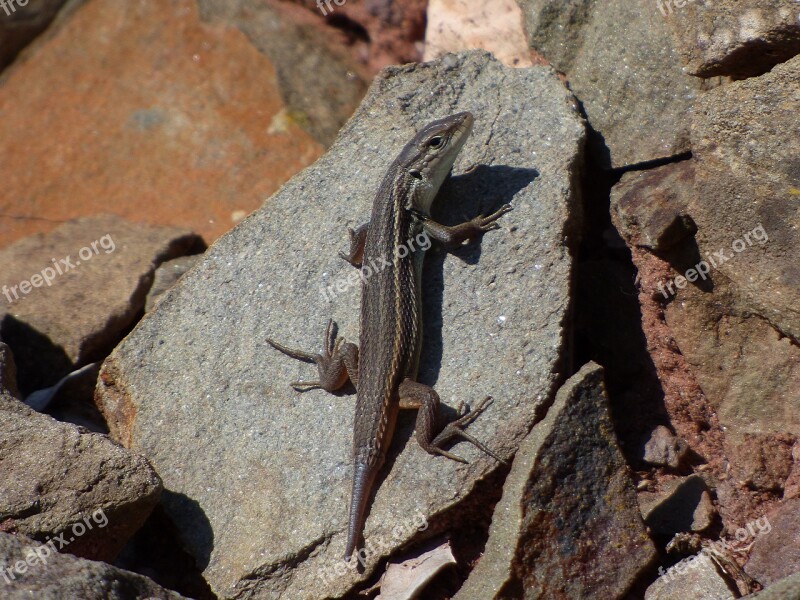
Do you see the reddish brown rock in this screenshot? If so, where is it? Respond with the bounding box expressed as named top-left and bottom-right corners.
top-left (0, 0), bottom-right (324, 248)
top-left (745, 499), bottom-right (800, 587)
top-left (0, 215), bottom-right (202, 395)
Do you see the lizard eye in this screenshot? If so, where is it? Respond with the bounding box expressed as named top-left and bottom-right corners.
top-left (427, 136), bottom-right (444, 148)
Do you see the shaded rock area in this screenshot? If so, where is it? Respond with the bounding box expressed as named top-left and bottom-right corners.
top-left (517, 0), bottom-right (712, 168)
top-left (0, 215), bottom-right (203, 396)
top-left (145, 255), bottom-right (203, 313)
top-left (0, 0), bottom-right (326, 247)
top-left (609, 155), bottom-right (799, 530)
top-left (639, 474), bottom-right (716, 536)
top-left (0, 531), bottom-right (187, 600)
top-left (95, 50), bottom-right (584, 599)
top-left (0, 0), bottom-right (68, 70)
top-left (454, 362), bottom-right (657, 599)
top-left (0, 344), bottom-right (162, 563)
top-left (661, 0), bottom-right (800, 78)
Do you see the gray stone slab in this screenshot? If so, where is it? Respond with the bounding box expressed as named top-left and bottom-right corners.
top-left (96, 51), bottom-right (584, 599)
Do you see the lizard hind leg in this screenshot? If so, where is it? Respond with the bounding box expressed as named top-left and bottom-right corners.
top-left (266, 319), bottom-right (359, 392)
top-left (398, 378), bottom-right (505, 464)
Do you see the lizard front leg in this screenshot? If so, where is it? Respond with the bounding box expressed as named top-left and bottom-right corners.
top-left (397, 378), bottom-right (505, 463)
top-left (420, 204), bottom-right (513, 248)
top-left (266, 318), bottom-right (359, 392)
top-left (338, 222), bottom-right (369, 268)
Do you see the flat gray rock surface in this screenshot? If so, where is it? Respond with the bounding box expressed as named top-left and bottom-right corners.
top-left (96, 51), bottom-right (584, 599)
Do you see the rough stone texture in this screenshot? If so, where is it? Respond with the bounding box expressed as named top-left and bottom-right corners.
top-left (424, 0), bottom-right (535, 67)
top-left (643, 425), bottom-right (689, 469)
top-left (0, 215), bottom-right (203, 395)
top-left (639, 475), bottom-right (716, 536)
top-left (746, 571), bottom-right (800, 599)
top-left (745, 499), bottom-right (800, 586)
top-left (454, 363), bottom-right (657, 600)
top-left (691, 54), bottom-right (800, 342)
top-left (144, 255), bottom-right (202, 313)
top-left (660, 0), bottom-right (800, 78)
top-left (726, 433), bottom-right (795, 493)
top-left (612, 162), bottom-right (697, 254)
top-left (517, 0), bottom-right (710, 168)
top-left (0, 387), bottom-right (162, 562)
top-left (197, 0), bottom-right (368, 146)
top-left (644, 552), bottom-right (737, 600)
top-left (610, 151), bottom-right (799, 529)
top-left (95, 51), bottom-right (584, 599)
top-left (0, 0), bottom-right (325, 248)
top-left (0, 531), bottom-right (187, 599)
top-left (0, 0), bottom-right (68, 70)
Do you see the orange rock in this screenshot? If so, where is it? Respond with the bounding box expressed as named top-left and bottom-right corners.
top-left (0, 0), bottom-right (324, 248)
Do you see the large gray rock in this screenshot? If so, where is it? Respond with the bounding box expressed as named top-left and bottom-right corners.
top-left (0, 531), bottom-right (187, 599)
top-left (454, 363), bottom-right (657, 599)
top-left (96, 51), bottom-right (585, 599)
top-left (660, 0), bottom-right (800, 78)
top-left (0, 215), bottom-right (202, 395)
top-left (517, 0), bottom-right (710, 168)
top-left (0, 345), bottom-right (162, 562)
top-left (691, 54), bottom-right (800, 342)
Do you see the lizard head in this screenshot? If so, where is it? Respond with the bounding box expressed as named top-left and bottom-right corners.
top-left (398, 111), bottom-right (474, 213)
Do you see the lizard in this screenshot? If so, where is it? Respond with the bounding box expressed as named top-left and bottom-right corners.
top-left (266, 111), bottom-right (511, 562)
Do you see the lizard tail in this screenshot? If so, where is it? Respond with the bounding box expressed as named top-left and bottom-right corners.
top-left (344, 461), bottom-right (377, 562)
